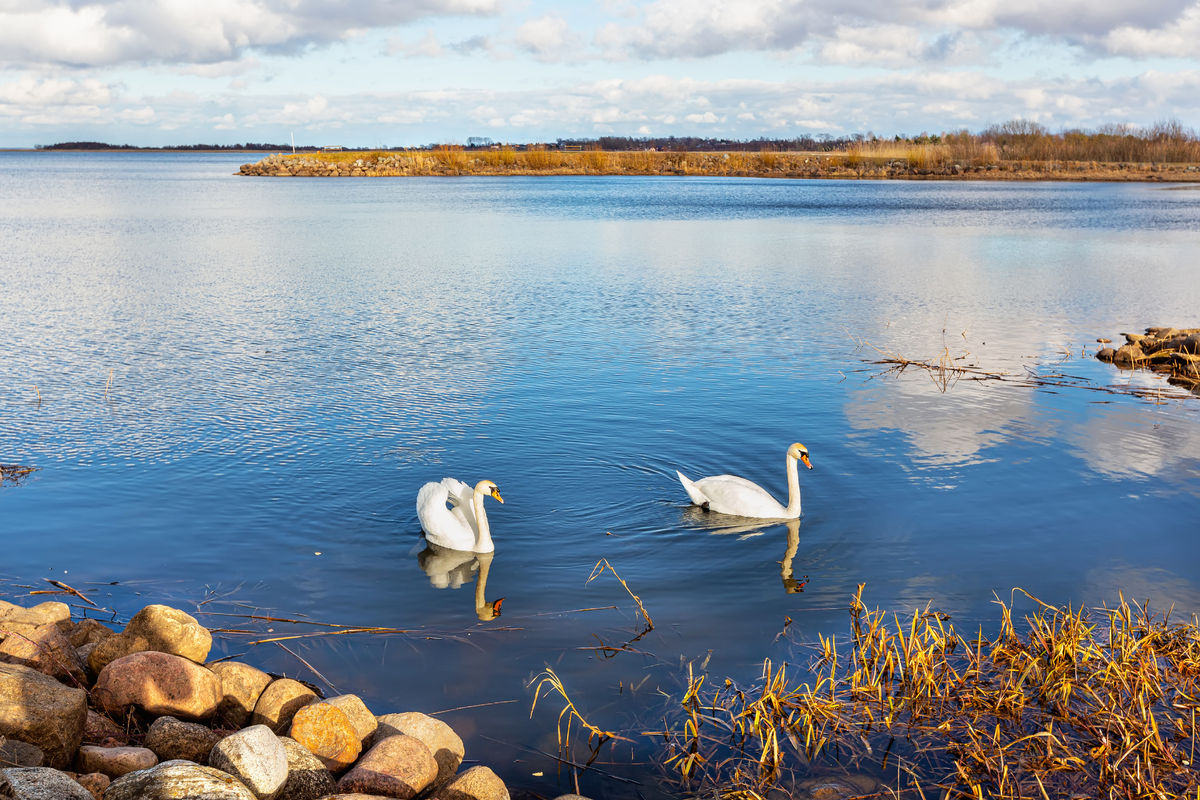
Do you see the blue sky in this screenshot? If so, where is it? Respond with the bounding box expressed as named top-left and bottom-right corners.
top-left (2, 0), bottom-right (1199, 147)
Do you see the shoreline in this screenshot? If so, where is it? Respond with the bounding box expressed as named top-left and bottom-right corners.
top-left (239, 150), bottom-right (1200, 182)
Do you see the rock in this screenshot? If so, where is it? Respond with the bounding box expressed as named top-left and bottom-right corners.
top-left (433, 766), bottom-right (509, 800)
top-left (0, 739), bottom-right (43, 768)
top-left (277, 736), bottom-right (335, 800)
top-left (287, 702), bottom-right (360, 772)
top-left (1095, 347), bottom-right (1116, 362)
top-left (75, 744), bottom-right (158, 777)
top-left (87, 632), bottom-right (152, 675)
top-left (83, 709), bottom-right (127, 746)
top-left (372, 712), bottom-right (463, 783)
top-left (93, 651), bottom-right (221, 720)
top-left (0, 622), bottom-right (86, 684)
top-left (146, 715), bottom-right (222, 764)
top-left (337, 734), bottom-right (438, 799)
top-left (105, 759), bottom-right (257, 800)
top-left (251, 679), bottom-right (317, 733)
top-left (75, 642), bottom-right (99, 668)
top-left (125, 605), bottom-right (212, 664)
top-left (1181, 333), bottom-right (1200, 355)
top-left (0, 662), bottom-right (88, 768)
top-left (208, 725), bottom-right (288, 800)
top-left (74, 772), bottom-right (110, 800)
top-left (0, 602), bottom-right (71, 632)
top-left (551, 796), bottom-right (591, 800)
top-left (65, 620), bottom-right (114, 649)
top-left (1112, 344), bottom-right (1143, 365)
top-left (325, 695), bottom-right (376, 746)
top-left (0, 766), bottom-right (94, 800)
top-left (210, 662), bottom-right (273, 728)
top-left (797, 773), bottom-right (879, 799)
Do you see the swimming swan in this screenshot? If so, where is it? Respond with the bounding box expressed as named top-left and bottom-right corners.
top-left (416, 478), bottom-right (504, 553)
top-left (676, 442), bottom-right (812, 519)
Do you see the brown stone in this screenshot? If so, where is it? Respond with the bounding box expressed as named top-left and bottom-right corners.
top-left (325, 695), bottom-right (376, 746)
top-left (0, 601), bottom-right (71, 631)
top-left (93, 651), bottom-right (220, 720)
top-left (209, 661), bottom-right (273, 728)
top-left (337, 734), bottom-right (438, 799)
top-left (87, 632), bottom-right (152, 675)
top-left (0, 622), bottom-right (86, 684)
top-left (288, 701), bottom-right (361, 773)
top-left (65, 620), bottom-right (114, 649)
top-left (251, 678), bottom-right (317, 733)
top-left (83, 709), bottom-right (128, 746)
top-left (0, 737), bottom-right (44, 767)
top-left (372, 712), bottom-right (463, 784)
top-left (433, 766), bottom-right (509, 800)
top-left (75, 771), bottom-right (111, 800)
top-left (145, 715), bottom-right (222, 764)
top-left (125, 605), bottom-right (212, 664)
top-left (0, 662), bottom-right (88, 768)
top-left (75, 744), bottom-right (158, 777)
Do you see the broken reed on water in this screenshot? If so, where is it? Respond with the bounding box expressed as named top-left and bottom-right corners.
top-left (651, 584), bottom-right (1200, 800)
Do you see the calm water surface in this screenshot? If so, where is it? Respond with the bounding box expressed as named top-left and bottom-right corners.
top-left (3, 152), bottom-right (1199, 795)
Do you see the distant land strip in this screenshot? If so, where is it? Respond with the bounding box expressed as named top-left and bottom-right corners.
top-left (239, 148), bottom-right (1200, 182)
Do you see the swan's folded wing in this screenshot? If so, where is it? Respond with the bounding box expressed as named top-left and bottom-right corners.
top-left (417, 481), bottom-right (451, 525)
top-left (694, 474), bottom-right (787, 517)
top-left (441, 477), bottom-right (478, 528)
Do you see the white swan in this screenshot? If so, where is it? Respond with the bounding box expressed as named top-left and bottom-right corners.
top-left (416, 478), bottom-right (503, 553)
top-left (676, 442), bottom-right (812, 519)
top-left (416, 545), bottom-right (505, 620)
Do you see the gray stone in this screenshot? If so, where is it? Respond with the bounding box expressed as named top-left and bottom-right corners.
top-left (208, 725), bottom-right (288, 800)
top-left (277, 736), bottom-right (335, 800)
top-left (372, 712), bottom-right (463, 784)
top-left (0, 766), bottom-right (94, 800)
top-left (105, 759), bottom-right (257, 800)
top-left (0, 739), bottom-right (43, 768)
top-left (0, 662), bottom-right (88, 768)
top-left (125, 605), bottom-right (212, 664)
top-left (146, 715), bottom-right (222, 764)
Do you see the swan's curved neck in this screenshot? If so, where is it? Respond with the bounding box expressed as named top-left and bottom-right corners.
top-left (474, 552), bottom-right (493, 615)
top-left (784, 454), bottom-right (802, 517)
top-left (471, 491), bottom-right (495, 553)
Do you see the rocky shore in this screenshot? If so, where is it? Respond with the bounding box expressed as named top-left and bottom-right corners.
top-left (1, 599), bottom-right (556, 800)
top-left (238, 152), bottom-right (1200, 181)
top-left (1095, 327), bottom-right (1200, 392)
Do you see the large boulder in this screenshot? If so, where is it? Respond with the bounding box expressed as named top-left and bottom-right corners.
top-left (0, 766), bottom-right (94, 800)
top-left (209, 662), bottom-right (273, 728)
top-left (0, 602), bottom-right (70, 634)
top-left (145, 715), bottom-right (223, 764)
top-left (373, 712), bottom-right (464, 784)
top-left (105, 759), bottom-right (257, 800)
top-left (287, 702), bottom-right (360, 773)
top-left (337, 734), bottom-right (438, 799)
top-left (251, 679), bottom-right (317, 733)
top-left (125, 605), bottom-right (212, 664)
top-left (0, 622), bottom-right (86, 684)
top-left (433, 766), bottom-right (509, 800)
top-left (0, 662), bottom-right (88, 768)
top-left (277, 736), bottom-right (335, 800)
top-left (75, 744), bottom-right (157, 777)
top-left (93, 651), bottom-right (220, 720)
top-left (208, 725), bottom-right (288, 800)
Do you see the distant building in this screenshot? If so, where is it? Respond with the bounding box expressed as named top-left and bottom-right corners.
top-left (321, 145), bottom-right (345, 151)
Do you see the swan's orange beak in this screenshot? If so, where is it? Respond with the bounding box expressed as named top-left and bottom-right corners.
top-left (491, 488), bottom-right (504, 503)
top-left (800, 453), bottom-right (812, 469)
top-left (492, 598), bottom-right (504, 616)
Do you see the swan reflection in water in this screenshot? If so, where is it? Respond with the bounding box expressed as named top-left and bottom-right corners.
top-left (416, 543), bottom-right (505, 620)
top-left (682, 510), bottom-right (807, 594)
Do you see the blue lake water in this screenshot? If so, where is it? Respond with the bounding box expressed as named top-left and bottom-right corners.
top-left (2, 151), bottom-right (1200, 796)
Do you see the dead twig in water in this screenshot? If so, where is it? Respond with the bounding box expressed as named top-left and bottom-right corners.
top-left (273, 640), bottom-right (338, 695)
top-left (587, 559), bottom-right (653, 631)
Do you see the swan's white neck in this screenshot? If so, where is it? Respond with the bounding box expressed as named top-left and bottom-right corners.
top-left (783, 454), bottom-right (802, 517)
top-left (471, 490), bottom-right (495, 553)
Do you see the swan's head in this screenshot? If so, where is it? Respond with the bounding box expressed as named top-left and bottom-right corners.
top-left (787, 442), bottom-right (812, 470)
top-left (475, 479), bottom-right (504, 503)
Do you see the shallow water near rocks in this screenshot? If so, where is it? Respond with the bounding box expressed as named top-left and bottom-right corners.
top-left (2, 152), bottom-right (1200, 796)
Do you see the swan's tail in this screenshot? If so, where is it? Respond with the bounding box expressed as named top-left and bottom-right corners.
top-left (676, 470), bottom-right (708, 507)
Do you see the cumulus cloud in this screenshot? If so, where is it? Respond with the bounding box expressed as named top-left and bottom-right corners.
top-left (514, 14), bottom-right (584, 62)
top-left (0, 0), bottom-right (503, 67)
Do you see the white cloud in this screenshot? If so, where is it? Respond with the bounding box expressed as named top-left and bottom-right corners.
top-left (514, 14), bottom-right (582, 62)
top-left (0, 0), bottom-right (504, 68)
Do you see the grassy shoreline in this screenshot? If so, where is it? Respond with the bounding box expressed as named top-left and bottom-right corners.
top-left (240, 148), bottom-right (1200, 181)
